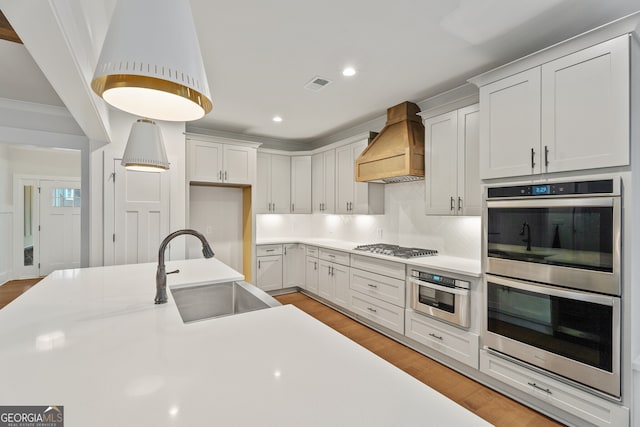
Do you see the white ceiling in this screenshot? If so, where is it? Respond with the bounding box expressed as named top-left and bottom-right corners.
top-left (2, 0), bottom-right (640, 144)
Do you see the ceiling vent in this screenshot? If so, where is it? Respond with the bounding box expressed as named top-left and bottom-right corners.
top-left (304, 76), bottom-right (332, 92)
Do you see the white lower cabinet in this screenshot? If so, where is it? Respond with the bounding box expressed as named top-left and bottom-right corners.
top-left (480, 350), bottom-right (628, 426)
top-left (405, 310), bottom-right (479, 369)
top-left (256, 244), bottom-right (283, 291)
top-left (317, 248), bottom-right (350, 308)
top-left (350, 290), bottom-right (404, 334)
top-left (305, 255), bottom-right (319, 294)
top-left (283, 243), bottom-right (305, 288)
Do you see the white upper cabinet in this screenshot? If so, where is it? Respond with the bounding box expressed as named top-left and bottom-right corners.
top-left (290, 156), bottom-right (312, 214)
top-left (256, 152), bottom-right (291, 214)
top-left (188, 139), bottom-right (253, 185)
top-left (478, 34), bottom-right (629, 179)
top-left (479, 68), bottom-right (541, 179)
top-left (541, 36), bottom-right (629, 173)
top-left (424, 104), bottom-right (481, 216)
top-left (336, 139), bottom-right (384, 215)
top-left (312, 150), bottom-right (335, 213)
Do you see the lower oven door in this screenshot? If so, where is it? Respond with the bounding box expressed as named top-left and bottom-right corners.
top-left (410, 278), bottom-right (470, 328)
top-left (484, 274), bottom-right (620, 397)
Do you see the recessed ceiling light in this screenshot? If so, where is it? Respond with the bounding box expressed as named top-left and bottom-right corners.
top-left (272, 116), bottom-right (283, 123)
top-left (342, 67), bottom-right (356, 77)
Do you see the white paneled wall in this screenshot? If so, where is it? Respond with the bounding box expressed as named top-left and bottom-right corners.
top-left (0, 212), bottom-right (12, 284)
top-left (257, 180), bottom-right (481, 260)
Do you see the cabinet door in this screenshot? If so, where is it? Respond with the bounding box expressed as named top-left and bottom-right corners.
top-left (189, 141), bottom-right (222, 183)
top-left (480, 68), bottom-right (541, 179)
top-left (425, 111), bottom-right (459, 215)
top-left (255, 152), bottom-right (271, 213)
top-left (318, 260), bottom-right (333, 301)
top-left (335, 144), bottom-right (354, 214)
top-left (290, 156), bottom-right (311, 213)
top-left (351, 140), bottom-right (372, 214)
top-left (223, 145), bottom-right (252, 184)
top-left (541, 35), bottom-right (629, 173)
top-left (270, 154), bottom-right (291, 214)
top-left (283, 243), bottom-right (305, 287)
top-left (311, 152), bottom-right (324, 212)
top-left (305, 256), bottom-right (319, 294)
top-left (332, 263), bottom-right (350, 308)
top-left (458, 104), bottom-right (481, 216)
top-left (256, 255), bottom-right (282, 291)
top-left (323, 150), bottom-right (336, 213)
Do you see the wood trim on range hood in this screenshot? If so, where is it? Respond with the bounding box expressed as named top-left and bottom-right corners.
top-left (355, 101), bottom-right (425, 183)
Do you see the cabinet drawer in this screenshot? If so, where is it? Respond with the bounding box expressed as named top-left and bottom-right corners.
top-left (319, 248), bottom-right (350, 266)
top-left (350, 268), bottom-right (404, 307)
top-left (405, 310), bottom-right (479, 369)
top-left (480, 350), bottom-right (628, 427)
top-left (257, 244), bottom-right (282, 256)
top-left (350, 254), bottom-right (405, 280)
top-left (349, 290), bottom-right (404, 335)
top-left (306, 246), bottom-right (319, 257)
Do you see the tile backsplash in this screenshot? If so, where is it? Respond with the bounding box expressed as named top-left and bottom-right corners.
top-left (257, 180), bottom-right (481, 260)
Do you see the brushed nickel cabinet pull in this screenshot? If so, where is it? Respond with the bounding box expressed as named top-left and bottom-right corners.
top-left (428, 333), bottom-right (443, 340)
top-left (450, 197), bottom-right (455, 211)
top-left (258, 260), bottom-right (261, 269)
top-left (458, 197), bottom-right (462, 211)
top-left (225, 170), bottom-right (228, 181)
top-left (367, 307), bottom-right (377, 313)
top-left (314, 261), bottom-right (317, 270)
top-left (527, 382), bottom-right (552, 394)
top-left (292, 203), bottom-right (295, 212)
top-left (544, 145), bottom-right (549, 167)
top-left (531, 148), bottom-right (536, 169)
top-left (367, 283), bottom-right (378, 288)
top-left (219, 170), bottom-right (222, 181)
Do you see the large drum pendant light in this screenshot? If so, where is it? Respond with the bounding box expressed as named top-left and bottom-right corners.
top-left (91, 0), bottom-right (212, 122)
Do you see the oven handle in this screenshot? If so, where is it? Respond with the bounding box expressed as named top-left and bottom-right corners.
top-left (409, 278), bottom-right (469, 296)
top-left (486, 274), bottom-right (617, 306)
top-left (487, 197), bottom-right (615, 209)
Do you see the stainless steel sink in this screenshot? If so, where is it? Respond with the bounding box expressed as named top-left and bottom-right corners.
top-left (170, 281), bottom-right (281, 323)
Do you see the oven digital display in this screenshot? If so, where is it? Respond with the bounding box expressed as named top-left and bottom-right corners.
top-left (532, 184), bottom-right (551, 195)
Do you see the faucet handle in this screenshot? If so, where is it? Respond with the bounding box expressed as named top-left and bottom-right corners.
top-left (167, 269), bottom-right (180, 275)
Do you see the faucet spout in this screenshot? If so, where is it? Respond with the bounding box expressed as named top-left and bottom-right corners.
top-left (155, 229), bottom-right (214, 304)
top-left (519, 221), bottom-right (532, 252)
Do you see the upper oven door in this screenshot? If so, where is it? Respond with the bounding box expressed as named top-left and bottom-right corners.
top-left (486, 196), bottom-right (621, 295)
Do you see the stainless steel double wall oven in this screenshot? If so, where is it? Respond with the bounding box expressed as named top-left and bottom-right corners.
top-left (483, 178), bottom-right (622, 397)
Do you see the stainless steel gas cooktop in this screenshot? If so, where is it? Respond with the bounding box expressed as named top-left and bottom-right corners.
top-left (353, 243), bottom-right (437, 258)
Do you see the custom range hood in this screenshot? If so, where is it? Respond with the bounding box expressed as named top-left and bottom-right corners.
top-left (355, 101), bottom-right (425, 183)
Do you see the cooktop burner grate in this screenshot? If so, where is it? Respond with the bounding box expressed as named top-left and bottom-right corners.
top-left (353, 243), bottom-right (438, 258)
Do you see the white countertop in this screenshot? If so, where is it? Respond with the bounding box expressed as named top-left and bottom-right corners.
top-left (0, 258), bottom-right (490, 426)
top-left (257, 237), bottom-right (482, 277)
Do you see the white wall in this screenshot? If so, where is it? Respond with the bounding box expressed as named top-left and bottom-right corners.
top-left (256, 180), bottom-right (481, 260)
top-left (0, 144), bottom-right (11, 284)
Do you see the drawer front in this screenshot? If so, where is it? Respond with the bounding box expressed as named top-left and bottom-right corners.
top-left (257, 244), bottom-right (283, 256)
top-left (319, 248), bottom-right (350, 266)
top-left (349, 290), bottom-right (404, 335)
top-left (350, 268), bottom-right (405, 307)
top-left (480, 350), bottom-right (628, 427)
top-left (404, 311), bottom-right (479, 369)
top-left (306, 246), bottom-right (319, 257)
top-left (350, 254), bottom-right (405, 280)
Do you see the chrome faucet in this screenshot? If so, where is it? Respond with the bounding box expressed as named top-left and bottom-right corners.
top-left (519, 221), bottom-right (532, 252)
top-left (155, 229), bottom-right (214, 304)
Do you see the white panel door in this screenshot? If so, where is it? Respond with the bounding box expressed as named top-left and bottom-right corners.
top-left (332, 262), bottom-right (350, 308)
top-left (351, 140), bottom-right (370, 214)
top-left (39, 180), bottom-right (81, 275)
top-left (256, 152), bottom-right (271, 213)
top-left (425, 110), bottom-right (458, 215)
top-left (189, 141), bottom-right (222, 183)
top-left (311, 152), bottom-right (324, 212)
top-left (256, 255), bottom-right (282, 291)
top-left (323, 150), bottom-right (336, 213)
top-left (458, 104), bottom-right (481, 216)
top-left (318, 260), bottom-right (333, 301)
top-left (223, 144), bottom-right (252, 184)
top-left (290, 156), bottom-right (311, 213)
top-left (335, 144), bottom-right (354, 214)
top-left (541, 35), bottom-right (629, 173)
top-left (269, 154), bottom-right (291, 214)
top-left (480, 68), bottom-right (541, 179)
top-left (305, 256), bottom-right (319, 293)
top-left (114, 161), bottom-right (170, 265)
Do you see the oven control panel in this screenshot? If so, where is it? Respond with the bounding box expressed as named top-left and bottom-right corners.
top-left (410, 270), bottom-right (469, 290)
top-left (487, 179), bottom-right (614, 199)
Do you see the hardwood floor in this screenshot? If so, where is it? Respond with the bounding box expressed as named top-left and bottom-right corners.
top-left (275, 292), bottom-right (563, 427)
top-left (0, 278), bottom-right (42, 309)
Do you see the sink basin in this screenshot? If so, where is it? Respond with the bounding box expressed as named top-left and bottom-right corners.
top-left (171, 281), bottom-right (281, 323)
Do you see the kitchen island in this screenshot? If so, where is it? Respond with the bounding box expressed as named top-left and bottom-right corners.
top-left (0, 259), bottom-right (490, 426)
